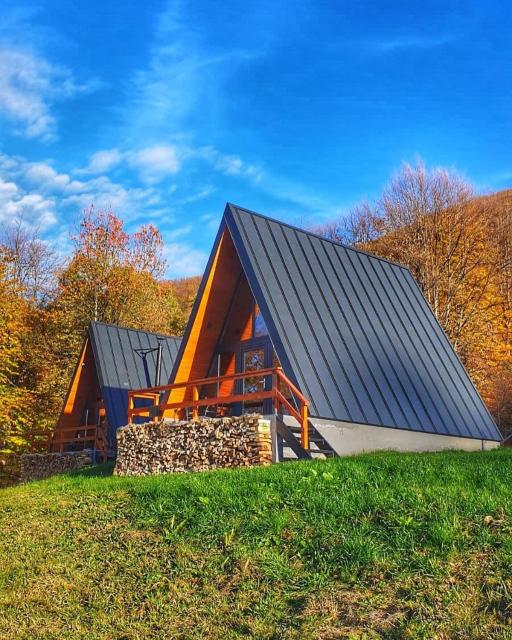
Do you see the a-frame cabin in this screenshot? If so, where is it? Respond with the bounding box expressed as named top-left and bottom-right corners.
top-left (128, 204), bottom-right (501, 459)
top-left (52, 322), bottom-right (181, 457)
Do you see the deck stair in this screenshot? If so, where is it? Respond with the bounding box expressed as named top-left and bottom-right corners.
top-left (275, 415), bottom-right (336, 461)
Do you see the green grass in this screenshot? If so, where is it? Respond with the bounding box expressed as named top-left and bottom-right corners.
top-left (1, 450), bottom-right (512, 639)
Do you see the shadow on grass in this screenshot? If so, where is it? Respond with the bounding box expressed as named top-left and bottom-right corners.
top-left (70, 462), bottom-right (115, 478)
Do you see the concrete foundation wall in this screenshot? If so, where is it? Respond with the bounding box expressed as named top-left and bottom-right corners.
top-left (273, 414), bottom-right (499, 456)
top-left (310, 418), bottom-right (499, 456)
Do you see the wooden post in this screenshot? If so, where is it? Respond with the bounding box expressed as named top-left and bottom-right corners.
top-left (301, 404), bottom-right (309, 450)
top-left (272, 370), bottom-right (277, 414)
top-left (192, 386), bottom-right (199, 419)
top-left (127, 393), bottom-right (133, 423)
top-left (270, 415), bottom-right (279, 463)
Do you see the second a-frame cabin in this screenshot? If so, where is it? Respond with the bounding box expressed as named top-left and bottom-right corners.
top-left (52, 322), bottom-right (181, 457)
top-left (128, 204), bottom-right (502, 459)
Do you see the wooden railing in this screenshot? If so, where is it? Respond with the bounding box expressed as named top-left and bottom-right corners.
top-left (128, 367), bottom-right (310, 450)
top-left (48, 424), bottom-right (108, 462)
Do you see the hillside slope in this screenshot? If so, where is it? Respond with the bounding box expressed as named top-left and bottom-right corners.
top-left (1, 450), bottom-right (512, 639)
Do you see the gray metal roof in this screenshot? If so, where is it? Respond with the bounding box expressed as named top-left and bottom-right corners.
top-left (88, 322), bottom-right (181, 441)
top-left (224, 203), bottom-right (501, 442)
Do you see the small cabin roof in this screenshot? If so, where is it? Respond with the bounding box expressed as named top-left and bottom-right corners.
top-left (89, 322), bottom-right (181, 435)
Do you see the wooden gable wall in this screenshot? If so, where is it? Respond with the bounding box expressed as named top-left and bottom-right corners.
top-left (166, 228), bottom-right (251, 406)
top-left (57, 338), bottom-right (102, 430)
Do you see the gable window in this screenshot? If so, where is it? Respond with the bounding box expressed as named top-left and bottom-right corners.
top-left (253, 305), bottom-right (269, 337)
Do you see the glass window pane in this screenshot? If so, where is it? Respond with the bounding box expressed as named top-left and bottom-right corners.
top-left (253, 307), bottom-right (268, 337)
top-left (243, 348), bottom-right (265, 413)
top-left (243, 348), bottom-right (265, 393)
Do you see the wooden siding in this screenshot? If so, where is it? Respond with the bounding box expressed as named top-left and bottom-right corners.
top-left (166, 229), bottom-right (244, 408)
top-left (217, 275), bottom-right (254, 396)
top-left (57, 338), bottom-right (101, 430)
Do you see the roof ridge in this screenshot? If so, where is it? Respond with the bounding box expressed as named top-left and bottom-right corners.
top-left (226, 202), bottom-right (410, 271)
top-left (89, 320), bottom-right (181, 341)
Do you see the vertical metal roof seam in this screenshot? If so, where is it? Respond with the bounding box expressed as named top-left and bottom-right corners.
top-left (343, 252), bottom-right (433, 430)
top-left (90, 325), bottom-right (116, 434)
top-left (105, 326), bottom-right (125, 430)
top-left (393, 269), bottom-right (489, 433)
top-left (352, 251), bottom-right (455, 434)
top-left (374, 261), bottom-right (475, 437)
top-left (402, 270), bottom-right (497, 428)
top-left (298, 232), bottom-right (373, 423)
top-left (116, 326), bottom-right (133, 388)
top-left (136, 329), bottom-right (155, 387)
top-left (307, 235), bottom-right (398, 425)
top-left (304, 232), bottom-right (394, 423)
top-left (398, 270), bottom-right (498, 440)
top-left (342, 250), bottom-right (433, 430)
top-left (263, 217), bottom-right (341, 417)
top-left (278, 225), bottom-right (354, 419)
top-left (324, 242), bottom-right (407, 427)
top-left (267, 220), bottom-right (343, 418)
top-left (126, 328), bottom-right (146, 388)
top-left (361, 255), bottom-right (463, 436)
top-left (248, 214), bottom-right (328, 414)
top-left (88, 325), bottom-right (105, 388)
top-left (230, 209), bottom-right (319, 413)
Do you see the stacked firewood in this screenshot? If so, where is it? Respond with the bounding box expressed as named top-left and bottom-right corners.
top-left (20, 451), bottom-right (92, 482)
top-left (114, 415), bottom-right (272, 476)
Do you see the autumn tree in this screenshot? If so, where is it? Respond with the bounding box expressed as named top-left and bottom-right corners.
top-left (162, 276), bottom-right (201, 335)
top-left (0, 217), bottom-right (60, 306)
top-left (0, 259), bottom-right (33, 477)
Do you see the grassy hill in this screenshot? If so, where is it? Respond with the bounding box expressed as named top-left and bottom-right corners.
top-left (1, 450), bottom-right (512, 639)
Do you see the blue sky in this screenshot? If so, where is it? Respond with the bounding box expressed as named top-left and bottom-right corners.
top-left (0, 1), bottom-right (511, 277)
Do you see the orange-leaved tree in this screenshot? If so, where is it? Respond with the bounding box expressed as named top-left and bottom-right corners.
top-left (47, 206), bottom-right (182, 411)
top-left (0, 259), bottom-right (33, 476)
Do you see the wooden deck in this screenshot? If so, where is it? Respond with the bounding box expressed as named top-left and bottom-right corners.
top-left (128, 366), bottom-right (311, 449)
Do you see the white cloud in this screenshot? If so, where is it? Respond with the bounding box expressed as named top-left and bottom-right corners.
top-left (84, 149), bottom-right (122, 174)
top-left (79, 144), bottom-right (183, 183)
top-left (0, 177), bottom-right (18, 201)
top-left (60, 175), bottom-right (162, 222)
top-left (121, 4), bottom-right (261, 140)
top-left (25, 162), bottom-right (70, 191)
top-left (179, 186), bottom-right (215, 205)
top-left (166, 225), bottom-right (192, 240)
top-left (193, 146), bottom-right (263, 181)
top-left (199, 212), bottom-right (222, 231)
top-left (0, 152), bottom-right (167, 230)
top-left (363, 33), bottom-right (459, 54)
top-left (0, 46), bottom-right (97, 141)
top-left (0, 176), bottom-right (56, 228)
top-left (164, 242), bottom-right (208, 278)
top-left (128, 145), bottom-right (181, 182)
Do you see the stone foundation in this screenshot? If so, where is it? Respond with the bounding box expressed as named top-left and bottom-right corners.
top-left (114, 415), bottom-right (272, 476)
top-left (20, 451), bottom-right (93, 482)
